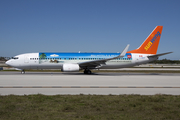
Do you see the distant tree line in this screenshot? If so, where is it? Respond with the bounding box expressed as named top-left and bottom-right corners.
top-left (150, 59), bottom-right (180, 64)
top-left (0, 57), bottom-right (11, 61)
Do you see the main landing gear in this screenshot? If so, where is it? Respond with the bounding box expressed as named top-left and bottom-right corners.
top-left (84, 69), bottom-right (92, 74)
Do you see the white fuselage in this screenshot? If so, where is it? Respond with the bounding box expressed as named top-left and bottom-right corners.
top-left (6, 52), bottom-right (157, 71)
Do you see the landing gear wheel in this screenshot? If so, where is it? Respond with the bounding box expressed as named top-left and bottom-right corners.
top-left (21, 70), bottom-right (25, 74)
top-left (84, 70), bottom-right (87, 74)
top-left (87, 70), bottom-right (91, 74)
top-left (84, 69), bottom-right (92, 74)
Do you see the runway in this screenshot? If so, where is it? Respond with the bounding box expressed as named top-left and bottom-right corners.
top-left (0, 71), bottom-right (180, 95)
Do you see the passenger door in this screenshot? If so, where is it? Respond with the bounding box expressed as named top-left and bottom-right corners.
top-left (24, 55), bottom-right (29, 63)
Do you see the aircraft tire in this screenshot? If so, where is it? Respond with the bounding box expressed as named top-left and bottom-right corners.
top-left (84, 70), bottom-right (91, 74)
top-left (87, 70), bottom-right (91, 74)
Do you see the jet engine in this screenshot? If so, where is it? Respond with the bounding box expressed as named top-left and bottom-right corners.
top-left (62, 63), bottom-right (79, 72)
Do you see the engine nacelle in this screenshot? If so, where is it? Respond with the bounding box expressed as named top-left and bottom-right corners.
top-left (62, 63), bottom-right (80, 72)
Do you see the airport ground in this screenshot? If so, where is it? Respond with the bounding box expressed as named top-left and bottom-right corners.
top-left (0, 63), bottom-right (180, 95)
top-left (0, 70), bottom-right (180, 95)
top-left (1, 65), bottom-right (180, 120)
top-left (1, 70), bottom-right (180, 119)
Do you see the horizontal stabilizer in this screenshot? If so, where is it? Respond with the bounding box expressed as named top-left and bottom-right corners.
top-left (148, 52), bottom-right (173, 58)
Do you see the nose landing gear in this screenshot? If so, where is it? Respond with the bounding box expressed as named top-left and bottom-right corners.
top-left (21, 70), bottom-right (25, 74)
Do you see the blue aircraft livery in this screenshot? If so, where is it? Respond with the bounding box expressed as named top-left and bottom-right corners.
top-left (151, 31), bottom-right (161, 44)
top-left (39, 53), bottom-right (132, 64)
top-left (144, 31), bottom-right (161, 51)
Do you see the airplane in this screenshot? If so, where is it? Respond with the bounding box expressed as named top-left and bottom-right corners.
top-left (6, 26), bottom-right (172, 74)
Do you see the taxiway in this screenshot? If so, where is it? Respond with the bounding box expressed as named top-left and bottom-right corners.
top-left (0, 72), bottom-right (180, 95)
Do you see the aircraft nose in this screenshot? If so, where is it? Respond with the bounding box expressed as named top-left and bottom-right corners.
top-left (5, 60), bottom-right (11, 66)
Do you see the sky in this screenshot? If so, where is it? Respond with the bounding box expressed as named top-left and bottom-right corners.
top-left (0, 0), bottom-right (180, 60)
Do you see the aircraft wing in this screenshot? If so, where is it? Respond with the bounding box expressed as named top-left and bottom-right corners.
top-left (78, 44), bottom-right (130, 69)
top-left (148, 52), bottom-right (173, 58)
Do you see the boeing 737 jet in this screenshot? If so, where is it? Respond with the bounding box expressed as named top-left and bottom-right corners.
top-left (6, 26), bottom-right (172, 74)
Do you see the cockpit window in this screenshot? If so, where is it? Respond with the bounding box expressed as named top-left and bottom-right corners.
top-left (13, 57), bottom-right (19, 59)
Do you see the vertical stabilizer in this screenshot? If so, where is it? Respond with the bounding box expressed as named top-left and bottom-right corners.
top-left (127, 26), bottom-right (163, 54)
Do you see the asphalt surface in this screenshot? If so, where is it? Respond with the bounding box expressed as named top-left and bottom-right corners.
top-left (0, 71), bottom-right (180, 95)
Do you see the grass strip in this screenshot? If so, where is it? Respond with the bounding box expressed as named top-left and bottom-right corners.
top-left (0, 94), bottom-right (180, 120)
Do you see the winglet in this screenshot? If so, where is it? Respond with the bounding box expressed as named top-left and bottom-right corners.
top-left (102, 44), bottom-right (129, 60)
top-left (118, 44), bottom-right (130, 58)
